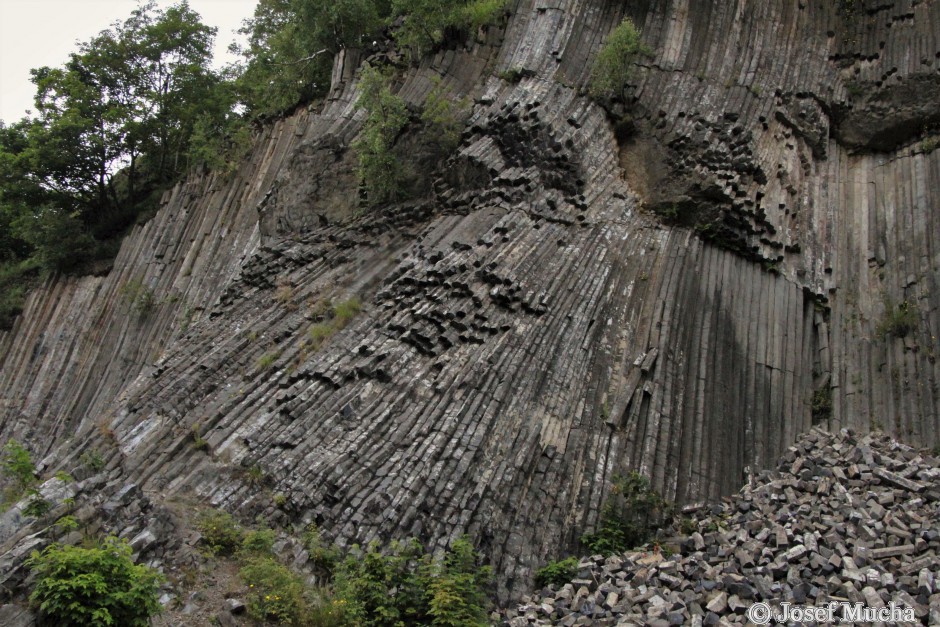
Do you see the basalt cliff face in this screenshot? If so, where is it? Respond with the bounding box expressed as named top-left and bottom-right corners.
top-left (0, 0), bottom-right (938, 605)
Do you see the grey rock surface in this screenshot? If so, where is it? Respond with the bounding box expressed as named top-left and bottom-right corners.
top-left (0, 0), bottom-right (937, 605)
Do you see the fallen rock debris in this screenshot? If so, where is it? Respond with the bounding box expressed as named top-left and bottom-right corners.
top-left (502, 428), bottom-right (940, 625)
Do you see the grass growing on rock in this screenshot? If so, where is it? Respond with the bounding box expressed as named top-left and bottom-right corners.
top-left (303, 297), bottom-right (363, 355)
top-left (877, 298), bottom-right (918, 338)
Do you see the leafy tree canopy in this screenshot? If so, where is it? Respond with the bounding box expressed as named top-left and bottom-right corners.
top-left (0, 1), bottom-right (230, 325)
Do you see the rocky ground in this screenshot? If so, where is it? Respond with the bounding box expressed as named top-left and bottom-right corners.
top-left (502, 428), bottom-right (940, 626)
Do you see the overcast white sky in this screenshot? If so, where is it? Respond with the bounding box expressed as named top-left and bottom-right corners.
top-left (0, 0), bottom-right (259, 124)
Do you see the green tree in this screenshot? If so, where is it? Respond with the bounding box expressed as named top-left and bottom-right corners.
top-left (589, 17), bottom-right (650, 100)
top-left (27, 537), bottom-right (163, 627)
top-left (233, 0), bottom-right (390, 118)
top-left (353, 63), bottom-right (409, 205)
top-left (127, 1), bottom-right (219, 181)
top-left (391, 0), bottom-right (507, 60)
top-left (26, 1), bottom-right (218, 222)
top-left (0, 2), bottom-right (228, 328)
top-left (186, 76), bottom-right (252, 174)
top-left (11, 206), bottom-right (96, 272)
top-left (0, 120), bottom-right (48, 260)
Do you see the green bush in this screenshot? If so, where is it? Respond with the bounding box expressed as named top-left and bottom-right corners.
top-left (241, 527), bottom-right (277, 556)
top-left (190, 424), bottom-right (210, 451)
top-left (426, 538), bottom-right (492, 626)
top-left (240, 556), bottom-right (310, 625)
top-left (257, 352), bottom-right (279, 370)
top-left (23, 489), bottom-right (51, 518)
top-left (534, 556), bottom-right (578, 588)
top-left (1, 439), bottom-right (37, 505)
top-left (239, 555), bottom-right (348, 626)
top-left (306, 297), bottom-right (363, 353)
top-left (459, 0), bottom-right (508, 33)
top-left (303, 524), bottom-right (341, 575)
top-left (332, 297), bottom-right (362, 328)
top-left (335, 539), bottom-right (429, 626)
top-left (581, 472), bottom-right (672, 555)
top-left (335, 536), bottom-right (491, 627)
top-left (422, 77), bottom-right (470, 154)
top-left (54, 514), bottom-right (80, 534)
top-left (79, 449), bottom-right (106, 472)
top-left (196, 509), bottom-right (244, 556)
top-left (27, 536), bottom-right (163, 627)
top-left (589, 17), bottom-right (651, 99)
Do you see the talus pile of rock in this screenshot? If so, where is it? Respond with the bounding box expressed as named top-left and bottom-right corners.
top-left (503, 428), bottom-right (940, 626)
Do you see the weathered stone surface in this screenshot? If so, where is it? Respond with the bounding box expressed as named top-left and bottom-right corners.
top-left (0, 0), bottom-right (936, 608)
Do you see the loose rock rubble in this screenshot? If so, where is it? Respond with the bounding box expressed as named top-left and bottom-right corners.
top-left (503, 429), bottom-right (940, 625)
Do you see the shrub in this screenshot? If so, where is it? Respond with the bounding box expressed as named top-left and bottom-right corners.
top-left (811, 386), bottom-right (833, 424)
top-left (497, 67), bottom-right (526, 83)
top-left (845, 80), bottom-right (865, 99)
top-left (877, 299), bottom-right (918, 338)
top-left (196, 509), bottom-right (244, 555)
top-left (275, 278), bottom-right (295, 305)
top-left (23, 489), bottom-right (51, 518)
top-left (54, 515), bottom-right (80, 534)
top-left (422, 77), bottom-right (470, 154)
top-left (79, 449), bottom-right (106, 472)
top-left (581, 472), bottom-right (672, 555)
top-left (1, 439), bottom-right (36, 505)
top-left (242, 527), bottom-right (277, 556)
top-left (426, 537), bottom-right (492, 626)
top-left (678, 517), bottom-right (697, 535)
top-left (459, 0), bottom-right (508, 33)
top-left (534, 556), bottom-right (578, 588)
top-left (335, 536), bottom-right (491, 627)
top-left (304, 524), bottom-right (341, 575)
top-left (2, 439), bottom-right (36, 492)
top-left (27, 536), bottom-right (163, 627)
top-left (334, 538), bottom-right (430, 626)
top-left (589, 17), bottom-right (651, 99)
top-left (353, 64), bottom-right (410, 205)
top-left (191, 424), bottom-right (209, 451)
top-left (0, 257), bottom-right (41, 330)
top-left (240, 556), bottom-right (309, 625)
top-left (306, 297), bottom-right (363, 353)
top-left (309, 323), bottom-right (334, 348)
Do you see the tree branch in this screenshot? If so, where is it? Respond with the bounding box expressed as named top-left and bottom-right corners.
top-left (265, 49), bottom-right (330, 67)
